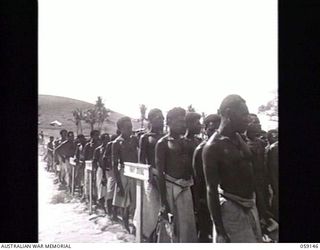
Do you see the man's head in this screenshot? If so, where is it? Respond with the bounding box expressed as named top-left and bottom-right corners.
top-left (259, 129), bottom-right (267, 140)
top-left (166, 107), bottom-right (186, 135)
top-left (185, 112), bottom-right (202, 135)
top-left (267, 129), bottom-right (278, 144)
top-left (218, 94), bottom-right (249, 133)
top-left (204, 114), bottom-right (221, 137)
top-left (49, 136), bottom-right (54, 142)
top-left (67, 131), bottom-right (74, 142)
top-left (247, 113), bottom-right (262, 135)
top-left (117, 117), bottom-right (133, 138)
top-left (60, 129), bottom-right (68, 140)
top-left (77, 134), bottom-right (86, 145)
top-left (100, 133), bottom-right (110, 145)
top-left (148, 108), bottom-right (164, 131)
top-left (90, 130), bottom-right (100, 141)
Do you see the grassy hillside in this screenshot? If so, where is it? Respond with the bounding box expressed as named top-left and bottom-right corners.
top-left (38, 95), bottom-right (140, 139)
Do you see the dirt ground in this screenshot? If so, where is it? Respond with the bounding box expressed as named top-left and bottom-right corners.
top-left (38, 153), bottom-right (135, 243)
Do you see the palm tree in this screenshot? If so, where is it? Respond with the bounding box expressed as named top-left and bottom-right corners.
top-left (72, 108), bottom-right (84, 135)
top-left (139, 104), bottom-right (147, 128)
top-left (95, 96), bottom-right (111, 131)
top-left (84, 108), bottom-right (97, 131)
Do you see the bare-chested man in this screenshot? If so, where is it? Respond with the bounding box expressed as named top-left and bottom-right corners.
top-left (103, 130), bottom-right (120, 218)
top-left (203, 95), bottom-right (262, 243)
top-left (55, 131), bottom-right (76, 193)
top-left (192, 114), bottom-right (221, 242)
top-left (74, 134), bottom-right (87, 196)
top-left (112, 117), bottom-right (139, 232)
top-left (102, 132), bottom-right (120, 218)
top-left (93, 133), bottom-right (110, 214)
top-left (265, 128), bottom-right (278, 221)
top-left (184, 112), bottom-right (202, 151)
top-left (246, 114), bottom-right (269, 227)
top-left (54, 129), bottom-right (68, 185)
top-left (155, 107), bottom-right (197, 242)
top-left (82, 130), bottom-right (101, 203)
top-left (46, 136), bottom-right (54, 172)
top-left (137, 108), bottom-right (164, 241)
top-left (266, 140), bottom-right (278, 223)
top-left (266, 129), bottom-right (278, 149)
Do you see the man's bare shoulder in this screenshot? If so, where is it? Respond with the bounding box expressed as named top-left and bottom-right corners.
top-left (204, 132), bottom-right (226, 148)
top-left (139, 132), bottom-right (150, 140)
top-left (155, 134), bottom-right (169, 146)
top-left (130, 135), bottom-right (139, 143)
top-left (194, 140), bottom-right (206, 153)
top-left (113, 135), bottom-right (123, 143)
top-left (270, 141), bottom-right (278, 151)
top-left (94, 145), bottom-right (103, 152)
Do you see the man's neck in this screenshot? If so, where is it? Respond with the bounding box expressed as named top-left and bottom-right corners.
top-left (150, 126), bottom-right (162, 134)
top-left (185, 130), bottom-right (196, 139)
top-left (121, 134), bottom-right (130, 140)
top-left (218, 126), bottom-right (236, 139)
top-left (168, 131), bottom-right (181, 139)
top-left (246, 130), bottom-right (258, 140)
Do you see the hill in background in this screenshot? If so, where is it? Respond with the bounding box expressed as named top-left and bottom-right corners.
top-left (38, 95), bottom-right (140, 138)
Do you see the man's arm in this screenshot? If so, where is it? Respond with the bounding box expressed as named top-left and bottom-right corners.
top-left (155, 139), bottom-right (170, 214)
top-left (111, 141), bottom-right (124, 195)
top-left (74, 145), bottom-right (80, 163)
top-left (202, 142), bottom-right (228, 240)
top-left (138, 135), bottom-right (148, 164)
top-left (192, 144), bottom-right (203, 214)
top-left (92, 147), bottom-right (99, 171)
top-left (47, 143), bottom-right (53, 153)
top-left (55, 141), bottom-right (67, 162)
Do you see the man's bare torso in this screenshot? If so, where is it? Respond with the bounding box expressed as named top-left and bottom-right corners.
top-left (158, 135), bottom-right (193, 180)
top-left (205, 133), bottom-right (255, 199)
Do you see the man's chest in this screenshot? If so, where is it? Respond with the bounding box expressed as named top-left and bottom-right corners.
top-left (147, 135), bottom-right (162, 147)
top-left (119, 139), bottom-right (138, 154)
top-left (219, 141), bottom-right (251, 166)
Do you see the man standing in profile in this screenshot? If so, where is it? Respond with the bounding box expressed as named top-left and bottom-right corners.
top-left (137, 108), bottom-right (164, 241)
top-left (203, 95), bottom-right (262, 243)
top-left (155, 107), bottom-right (197, 242)
top-left (192, 114), bottom-right (220, 242)
top-left (103, 132), bottom-right (120, 218)
top-left (46, 136), bottom-right (55, 172)
top-left (55, 131), bottom-right (76, 193)
top-left (112, 117), bottom-right (139, 232)
top-left (82, 130), bottom-right (101, 203)
top-left (93, 133), bottom-right (110, 214)
top-left (246, 114), bottom-right (269, 228)
top-left (54, 129), bottom-right (68, 186)
top-left (74, 134), bottom-right (87, 196)
top-left (184, 112), bottom-right (202, 152)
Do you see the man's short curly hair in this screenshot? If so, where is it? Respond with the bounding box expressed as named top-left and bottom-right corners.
top-left (117, 116), bottom-right (132, 130)
top-left (218, 94), bottom-right (246, 116)
top-left (166, 107), bottom-right (186, 124)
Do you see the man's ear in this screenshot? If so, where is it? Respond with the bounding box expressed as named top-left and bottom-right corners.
top-left (224, 107), bottom-right (231, 120)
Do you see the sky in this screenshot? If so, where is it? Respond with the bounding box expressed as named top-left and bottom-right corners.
top-left (39, 0), bottom-right (277, 124)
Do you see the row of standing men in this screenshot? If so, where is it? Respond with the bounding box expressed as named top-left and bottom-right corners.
top-left (44, 94), bottom-right (278, 243)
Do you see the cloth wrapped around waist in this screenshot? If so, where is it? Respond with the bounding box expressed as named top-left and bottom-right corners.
top-left (218, 187), bottom-right (256, 208)
top-left (216, 187), bottom-right (262, 243)
top-left (161, 172), bottom-right (197, 242)
top-left (151, 168), bottom-right (194, 188)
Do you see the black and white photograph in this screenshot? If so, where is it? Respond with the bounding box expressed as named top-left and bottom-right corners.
top-left (37, 0), bottom-right (279, 243)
